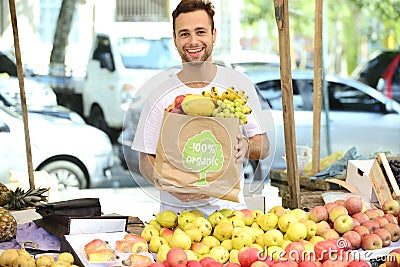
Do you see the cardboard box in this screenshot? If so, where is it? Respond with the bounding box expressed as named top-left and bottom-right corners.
top-left (345, 159), bottom-right (379, 206)
top-left (60, 216), bottom-right (129, 267)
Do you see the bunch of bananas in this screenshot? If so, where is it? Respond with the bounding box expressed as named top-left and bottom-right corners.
top-left (202, 86), bottom-right (252, 125)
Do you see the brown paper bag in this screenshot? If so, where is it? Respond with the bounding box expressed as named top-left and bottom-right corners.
top-left (154, 111), bottom-right (241, 202)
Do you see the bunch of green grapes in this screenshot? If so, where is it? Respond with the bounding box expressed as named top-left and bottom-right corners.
top-left (211, 98), bottom-right (251, 125)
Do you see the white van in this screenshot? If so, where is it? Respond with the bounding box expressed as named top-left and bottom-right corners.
top-left (82, 22), bottom-right (180, 139)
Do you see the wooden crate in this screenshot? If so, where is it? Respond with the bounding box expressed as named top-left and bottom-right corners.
top-left (369, 153), bottom-right (400, 205)
top-left (270, 170), bottom-right (348, 210)
top-left (270, 170), bottom-right (344, 191)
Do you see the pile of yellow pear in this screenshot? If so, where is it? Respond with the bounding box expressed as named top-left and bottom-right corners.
top-left (141, 206), bottom-right (325, 265)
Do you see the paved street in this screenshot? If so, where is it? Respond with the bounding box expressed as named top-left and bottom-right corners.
top-left (50, 145), bottom-right (159, 223)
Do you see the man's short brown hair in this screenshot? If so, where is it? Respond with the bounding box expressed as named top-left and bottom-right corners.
top-left (172, 0), bottom-right (215, 34)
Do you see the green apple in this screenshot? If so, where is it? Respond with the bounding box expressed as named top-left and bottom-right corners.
top-left (213, 219), bottom-right (234, 241)
top-left (148, 219), bottom-right (162, 231)
top-left (286, 221), bottom-right (307, 241)
top-left (277, 213), bottom-right (298, 233)
top-left (263, 229), bottom-right (284, 247)
top-left (141, 224), bottom-right (160, 242)
top-left (328, 205), bottom-right (348, 223)
top-left (229, 249), bottom-right (240, 264)
top-left (185, 249), bottom-right (198, 261)
top-left (209, 245), bottom-right (230, 264)
top-left (156, 244), bottom-right (171, 263)
top-left (185, 228), bottom-right (203, 243)
top-left (268, 205), bottom-right (288, 217)
top-left (189, 209), bottom-right (205, 218)
top-left (219, 208), bottom-right (233, 218)
top-left (193, 217), bottom-right (213, 237)
top-left (201, 235), bottom-right (220, 248)
top-left (301, 219), bottom-right (317, 239)
top-left (239, 208), bottom-right (255, 226)
top-left (220, 239), bottom-right (233, 251)
top-left (290, 208), bottom-right (308, 221)
top-left (155, 210), bottom-right (178, 228)
top-left (252, 209), bottom-right (264, 222)
top-left (191, 242), bottom-right (210, 256)
top-left (229, 216), bottom-right (246, 228)
top-left (251, 222), bottom-right (265, 236)
top-left (207, 211), bottom-right (225, 228)
top-left (169, 231), bottom-right (192, 250)
top-left (333, 214), bottom-right (354, 234)
top-left (178, 210), bottom-right (197, 229)
top-left (149, 236), bottom-right (168, 253)
top-left (256, 213), bottom-right (278, 231)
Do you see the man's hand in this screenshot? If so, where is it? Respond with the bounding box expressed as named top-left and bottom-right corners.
top-left (234, 134), bottom-right (249, 164)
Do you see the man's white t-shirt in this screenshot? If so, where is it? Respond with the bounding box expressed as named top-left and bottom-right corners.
top-left (132, 65), bottom-right (265, 217)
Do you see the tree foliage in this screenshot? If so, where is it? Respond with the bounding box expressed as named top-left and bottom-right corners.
top-left (241, 0), bottom-right (399, 74)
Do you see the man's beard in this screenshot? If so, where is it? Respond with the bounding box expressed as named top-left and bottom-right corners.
top-left (179, 47), bottom-right (212, 64)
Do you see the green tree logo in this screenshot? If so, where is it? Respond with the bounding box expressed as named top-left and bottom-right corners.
top-left (182, 130), bottom-right (224, 186)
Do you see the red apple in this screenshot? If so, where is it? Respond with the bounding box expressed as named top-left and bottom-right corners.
top-left (199, 257), bottom-right (216, 267)
top-left (351, 212), bottom-right (369, 224)
top-left (384, 213), bottom-right (399, 224)
top-left (148, 263), bottom-right (165, 267)
top-left (187, 260), bottom-right (203, 267)
top-left (333, 214), bottom-right (354, 234)
top-left (353, 225), bottom-right (371, 237)
top-left (271, 260), bottom-right (298, 267)
top-left (320, 259), bottom-right (348, 267)
top-left (344, 196), bottom-right (363, 215)
top-left (334, 199), bottom-right (345, 206)
top-left (351, 217), bottom-right (360, 228)
top-left (283, 241), bottom-right (305, 262)
top-left (225, 263), bottom-right (241, 267)
top-left (364, 209), bottom-right (380, 220)
top-left (321, 228), bottom-right (340, 240)
top-left (385, 251), bottom-right (400, 267)
top-left (347, 260), bottom-right (369, 267)
top-left (342, 230), bottom-right (362, 249)
top-left (298, 262), bottom-right (318, 267)
top-left (174, 94), bottom-right (187, 107)
top-left (205, 262), bottom-right (224, 267)
top-left (238, 247), bottom-right (260, 267)
top-left (361, 233), bottom-right (383, 250)
top-left (361, 219), bottom-right (380, 233)
top-left (315, 221), bottom-right (331, 236)
top-left (374, 228), bottom-right (392, 247)
top-left (309, 205), bottom-right (329, 223)
top-left (374, 216), bottom-right (389, 228)
top-left (328, 205), bottom-right (348, 223)
top-left (249, 261), bottom-right (270, 267)
top-left (166, 247), bottom-right (188, 267)
top-left (324, 202), bottom-right (338, 212)
top-left (383, 222), bottom-right (400, 242)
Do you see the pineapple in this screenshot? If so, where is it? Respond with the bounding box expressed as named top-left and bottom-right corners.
top-left (0, 183), bottom-right (49, 210)
top-left (0, 206), bottom-right (17, 242)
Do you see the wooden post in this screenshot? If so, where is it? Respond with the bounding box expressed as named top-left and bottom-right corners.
top-left (312, 0), bottom-right (323, 175)
top-left (273, 0), bottom-right (300, 208)
top-left (8, 0), bottom-right (35, 189)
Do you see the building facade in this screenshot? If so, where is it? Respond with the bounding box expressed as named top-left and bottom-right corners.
top-left (0, 0), bottom-right (241, 74)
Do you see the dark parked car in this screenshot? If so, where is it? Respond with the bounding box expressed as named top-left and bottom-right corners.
top-left (351, 50), bottom-right (400, 102)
